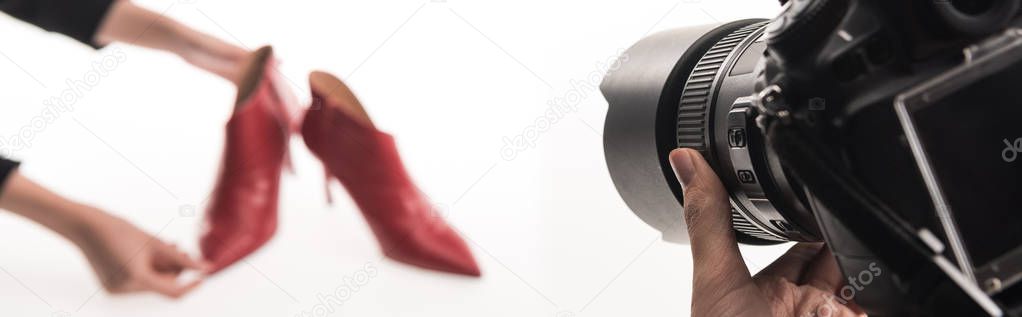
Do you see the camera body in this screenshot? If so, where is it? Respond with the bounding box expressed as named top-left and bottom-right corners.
top-left (602, 0), bottom-right (1022, 315)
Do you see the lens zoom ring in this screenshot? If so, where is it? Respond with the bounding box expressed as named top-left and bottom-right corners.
top-left (676, 21), bottom-right (768, 152)
top-left (676, 21), bottom-right (783, 243)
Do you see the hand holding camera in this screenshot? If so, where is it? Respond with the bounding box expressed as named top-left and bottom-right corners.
top-left (671, 148), bottom-right (864, 317)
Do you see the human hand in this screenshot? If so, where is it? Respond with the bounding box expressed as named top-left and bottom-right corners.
top-left (668, 148), bottom-right (865, 317)
top-left (74, 212), bottom-right (208, 298)
top-left (0, 172), bottom-right (207, 298)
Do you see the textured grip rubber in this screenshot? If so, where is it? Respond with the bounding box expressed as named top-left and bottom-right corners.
top-left (676, 21), bottom-right (769, 152)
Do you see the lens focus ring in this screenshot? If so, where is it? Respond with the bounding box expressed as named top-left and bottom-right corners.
top-left (676, 22), bottom-right (767, 152)
top-left (676, 20), bottom-right (792, 244)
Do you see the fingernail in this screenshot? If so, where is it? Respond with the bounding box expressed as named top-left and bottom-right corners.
top-left (669, 149), bottom-right (697, 187)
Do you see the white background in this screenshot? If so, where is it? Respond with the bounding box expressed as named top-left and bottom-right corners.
top-left (0, 0), bottom-right (787, 316)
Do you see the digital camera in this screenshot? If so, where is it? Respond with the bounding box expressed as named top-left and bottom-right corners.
top-left (601, 0), bottom-right (1022, 315)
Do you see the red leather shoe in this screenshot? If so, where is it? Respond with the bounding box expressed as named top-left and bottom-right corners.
top-left (301, 71), bottom-right (481, 277)
top-left (200, 46), bottom-right (298, 273)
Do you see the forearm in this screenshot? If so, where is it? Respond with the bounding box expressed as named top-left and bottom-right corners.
top-left (94, 1), bottom-right (189, 52)
top-left (0, 171), bottom-right (105, 242)
top-left (94, 1), bottom-right (249, 83)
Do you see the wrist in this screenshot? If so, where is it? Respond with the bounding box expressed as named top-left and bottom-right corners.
top-left (57, 204), bottom-right (111, 244)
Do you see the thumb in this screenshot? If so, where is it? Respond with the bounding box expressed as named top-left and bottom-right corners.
top-left (669, 148), bottom-right (752, 284)
top-left (165, 245), bottom-right (209, 272)
top-left (152, 243), bottom-right (209, 274)
top-left (139, 271), bottom-right (203, 299)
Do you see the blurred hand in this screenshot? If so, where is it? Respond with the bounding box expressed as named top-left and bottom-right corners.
top-left (0, 172), bottom-right (206, 298)
top-left (74, 213), bottom-right (207, 298)
top-left (669, 148), bottom-right (865, 317)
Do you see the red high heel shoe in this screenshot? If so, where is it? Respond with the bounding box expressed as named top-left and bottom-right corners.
top-left (200, 46), bottom-right (298, 273)
top-left (301, 71), bottom-right (481, 277)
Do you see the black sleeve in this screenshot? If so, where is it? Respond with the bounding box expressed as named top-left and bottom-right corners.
top-left (0, 0), bottom-right (116, 48)
top-left (0, 157), bottom-right (19, 194)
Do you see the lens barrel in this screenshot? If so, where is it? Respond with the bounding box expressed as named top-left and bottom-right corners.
top-left (602, 19), bottom-right (820, 244)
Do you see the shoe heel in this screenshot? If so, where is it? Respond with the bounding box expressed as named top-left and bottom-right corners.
top-left (323, 166), bottom-right (334, 205)
top-left (324, 174), bottom-right (335, 205)
top-left (268, 59), bottom-right (303, 133)
top-left (282, 148), bottom-right (296, 175)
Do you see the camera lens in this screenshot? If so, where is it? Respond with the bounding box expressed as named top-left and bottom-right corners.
top-left (602, 19), bottom-right (821, 244)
